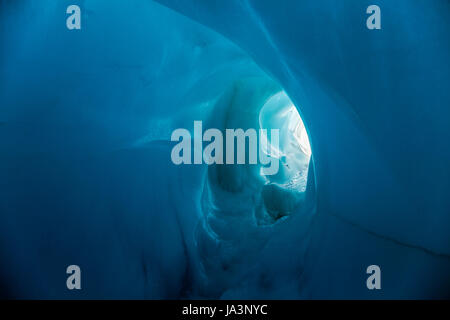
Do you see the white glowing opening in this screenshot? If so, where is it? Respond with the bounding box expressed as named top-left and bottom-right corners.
top-left (258, 91), bottom-right (311, 191)
top-left (259, 92), bottom-right (311, 159)
top-left (286, 105), bottom-right (311, 157)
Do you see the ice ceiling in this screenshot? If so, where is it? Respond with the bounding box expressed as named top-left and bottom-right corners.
top-left (0, 0), bottom-right (449, 299)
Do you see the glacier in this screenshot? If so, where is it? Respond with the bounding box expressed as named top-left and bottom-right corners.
top-left (0, 0), bottom-right (449, 299)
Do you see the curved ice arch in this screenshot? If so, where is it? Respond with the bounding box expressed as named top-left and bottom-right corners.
top-left (1, 0), bottom-right (449, 299)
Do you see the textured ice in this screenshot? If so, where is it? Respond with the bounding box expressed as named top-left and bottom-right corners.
top-left (0, 0), bottom-right (449, 299)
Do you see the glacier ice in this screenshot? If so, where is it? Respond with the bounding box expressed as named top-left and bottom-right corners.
top-left (0, 0), bottom-right (449, 299)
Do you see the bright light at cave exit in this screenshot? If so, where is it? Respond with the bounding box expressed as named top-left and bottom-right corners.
top-left (285, 104), bottom-right (311, 157)
top-left (259, 91), bottom-right (311, 161)
top-left (258, 91), bottom-right (311, 191)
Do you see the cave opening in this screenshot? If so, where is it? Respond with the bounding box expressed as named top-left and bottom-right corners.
top-left (257, 90), bottom-right (313, 221)
top-left (202, 81), bottom-right (314, 227)
top-left (259, 91), bottom-right (311, 192)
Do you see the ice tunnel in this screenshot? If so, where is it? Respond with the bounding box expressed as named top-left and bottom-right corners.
top-left (0, 0), bottom-right (449, 299)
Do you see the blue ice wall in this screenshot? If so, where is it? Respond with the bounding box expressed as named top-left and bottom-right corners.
top-left (0, 0), bottom-right (449, 299)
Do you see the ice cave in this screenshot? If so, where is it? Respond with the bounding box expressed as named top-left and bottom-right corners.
top-left (0, 0), bottom-right (449, 299)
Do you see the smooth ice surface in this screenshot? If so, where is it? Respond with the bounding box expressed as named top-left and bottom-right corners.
top-left (0, 0), bottom-right (449, 299)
